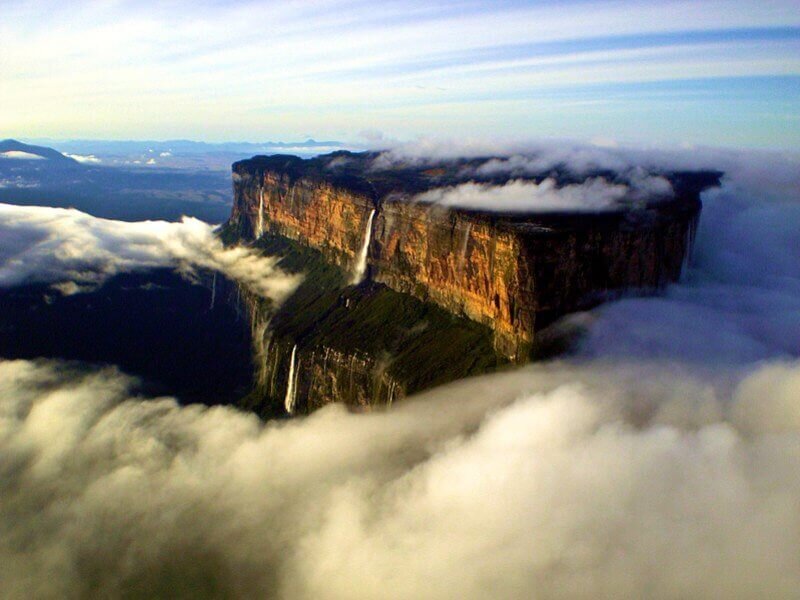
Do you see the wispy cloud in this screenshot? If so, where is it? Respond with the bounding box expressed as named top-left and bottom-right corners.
top-left (0, 1), bottom-right (797, 145)
top-left (63, 152), bottom-right (101, 163)
top-left (413, 178), bottom-right (627, 212)
top-left (0, 204), bottom-right (301, 300)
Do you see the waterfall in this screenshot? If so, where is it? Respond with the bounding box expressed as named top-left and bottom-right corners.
top-left (256, 189), bottom-right (264, 238)
top-left (239, 287), bottom-right (271, 391)
top-left (253, 319), bottom-right (270, 390)
top-left (284, 344), bottom-right (299, 414)
top-left (458, 221), bottom-right (472, 273)
top-left (209, 271), bottom-right (217, 310)
top-left (680, 216), bottom-right (700, 281)
top-left (351, 208), bottom-right (376, 285)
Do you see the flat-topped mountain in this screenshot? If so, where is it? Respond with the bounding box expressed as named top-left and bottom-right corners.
top-left (224, 151), bottom-right (721, 416)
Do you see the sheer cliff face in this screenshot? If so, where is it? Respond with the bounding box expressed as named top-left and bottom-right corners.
top-left (232, 165), bottom-right (375, 270)
top-left (371, 200), bottom-right (697, 357)
top-left (232, 153), bottom-right (710, 362)
top-left (371, 202), bottom-right (529, 357)
top-left (232, 234), bottom-right (500, 417)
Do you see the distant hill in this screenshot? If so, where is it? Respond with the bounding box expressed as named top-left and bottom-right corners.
top-left (0, 139), bottom-right (77, 163)
top-left (0, 138), bottom-right (231, 222)
top-left (24, 138), bottom-right (349, 158)
top-left (0, 137), bottom-right (349, 222)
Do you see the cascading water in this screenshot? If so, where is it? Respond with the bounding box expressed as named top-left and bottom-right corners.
top-left (237, 286), bottom-right (271, 391)
top-left (252, 319), bottom-right (270, 391)
top-left (257, 189), bottom-right (264, 238)
top-left (680, 215), bottom-right (700, 281)
top-left (350, 208), bottom-right (376, 285)
top-left (209, 271), bottom-right (217, 310)
top-left (458, 221), bottom-right (472, 273)
top-left (284, 344), bottom-right (299, 414)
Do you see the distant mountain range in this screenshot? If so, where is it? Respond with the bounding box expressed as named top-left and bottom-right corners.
top-left (0, 139), bottom-right (233, 222)
top-left (22, 137), bottom-right (350, 157)
top-left (9, 137), bottom-right (352, 172)
top-left (0, 137), bottom-right (353, 222)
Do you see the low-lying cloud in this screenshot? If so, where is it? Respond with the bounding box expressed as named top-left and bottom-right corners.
top-left (416, 177), bottom-right (627, 212)
top-left (414, 174), bottom-right (672, 212)
top-left (370, 137), bottom-right (635, 174)
top-left (63, 152), bottom-right (102, 164)
top-left (373, 136), bottom-right (800, 188)
top-left (0, 203), bottom-right (301, 301)
top-left (0, 151), bottom-right (46, 161)
top-left (0, 357), bottom-right (798, 598)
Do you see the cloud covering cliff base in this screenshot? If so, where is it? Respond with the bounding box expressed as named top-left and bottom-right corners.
top-left (1, 358), bottom-right (799, 599)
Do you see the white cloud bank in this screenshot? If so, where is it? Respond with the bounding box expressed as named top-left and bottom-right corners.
top-left (414, 174), bottom-right (673, 212)
top-left (0, 151), bottom-right (45, 160)
top-left (63, 152), bottom-right (101, 163)
top-left (417, 177), bottom-right (627, 212)
top-left (0, 357), bottom-right (798, 598)
top-left (0, 204), bottom-right (301, 301)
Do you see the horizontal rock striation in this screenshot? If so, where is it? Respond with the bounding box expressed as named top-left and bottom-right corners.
top-left (231, 235), bottom-right (501, 417)
top-left (230, 152), bottom-right (718, 362)
top-left (231, 155), bottom-right (376, 270)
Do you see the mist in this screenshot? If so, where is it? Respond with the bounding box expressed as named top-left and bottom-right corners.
top-left (1, 357), bottom-right (799, 599)
top-left (414, 174), bottom-right (673, 212)
top-left (0, 144), bottom-right (799, 598)
top-left (0, 203), bottom-right (301, 301)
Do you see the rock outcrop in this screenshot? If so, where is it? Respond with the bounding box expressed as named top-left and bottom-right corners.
top-left (231, 234), bottom-right (501, 418)
top-left (229, 152), bottom-right (718, 365)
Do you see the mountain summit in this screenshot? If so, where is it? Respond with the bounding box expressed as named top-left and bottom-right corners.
top-left (0, 139), bottom-right (76, 163)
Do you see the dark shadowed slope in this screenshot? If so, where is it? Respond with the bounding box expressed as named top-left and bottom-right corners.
top-left (0, 139), bottom-right (78, 163)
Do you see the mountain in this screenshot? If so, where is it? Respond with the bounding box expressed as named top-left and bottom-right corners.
top-left (222, 151), bottom-right (721, 417)
top-left (0, 139), bottom-right (77, 163)
top-left (0, 138), bottom-right (233, 222)
top-left (23, 138), bottom-right (350, 163)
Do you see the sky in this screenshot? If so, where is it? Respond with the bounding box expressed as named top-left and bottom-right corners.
top-left (1, 0), bottom-right (798, 148)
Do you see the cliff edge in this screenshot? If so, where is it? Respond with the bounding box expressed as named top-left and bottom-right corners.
top-left (224, 151), bottom-right (720, 414)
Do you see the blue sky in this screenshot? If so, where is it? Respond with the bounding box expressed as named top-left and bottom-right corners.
top-left (0, 0), bottom-right (798, 148)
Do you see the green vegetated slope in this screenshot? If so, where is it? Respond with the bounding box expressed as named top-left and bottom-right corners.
top-left (255, 232), bottom-right (505, 400)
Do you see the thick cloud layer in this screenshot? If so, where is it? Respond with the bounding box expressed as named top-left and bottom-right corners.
top-left (374, 137), bottom-right (800, 185)
top-left (578, 153), bottom-right (800, 364)
top-left (1, 358), bottom-right (799, 599)
top-left (0, 203), bottom-right (301, 300)
top-left (1, 144), bottom-right (799, 598)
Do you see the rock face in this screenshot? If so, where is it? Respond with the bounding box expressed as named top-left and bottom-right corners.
top-left (231, 156), bottom-right (375, 271)
top-left (230, 152), bottom-right (718, 366)
top-left (231, 234), bottom-right (501, 418)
